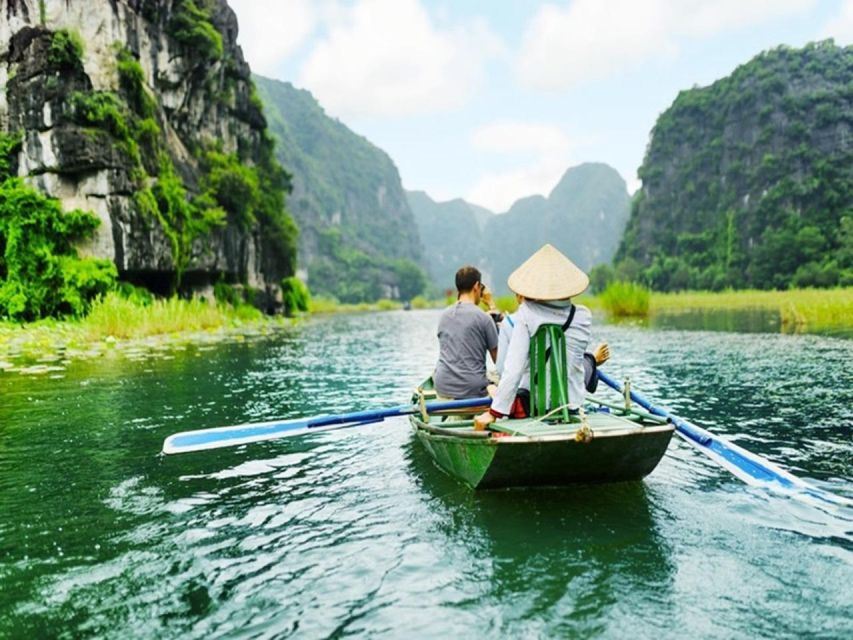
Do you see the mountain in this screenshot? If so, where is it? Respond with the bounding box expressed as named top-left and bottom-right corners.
top-left (482, 163), bottom-right (631, 293)
top-left (616, 41), bottom-right (853, 290)
top-left (0, 0), bottom-right (297, 313)
top-left (254, 76), bottom-right (426, 302)
top-left (408, 163), bottom-right (630, 293)
top-left (406, 191), bottom-right (492, 291)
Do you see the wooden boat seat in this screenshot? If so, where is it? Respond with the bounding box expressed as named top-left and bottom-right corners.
top-left (490, 412), bottom-right (646, 437)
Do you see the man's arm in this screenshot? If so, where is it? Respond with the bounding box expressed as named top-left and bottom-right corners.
top-left (488, 347), bottom-right (497, 363)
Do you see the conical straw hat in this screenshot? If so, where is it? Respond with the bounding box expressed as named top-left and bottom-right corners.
top-left (507, 244), bottom-right (589, 300)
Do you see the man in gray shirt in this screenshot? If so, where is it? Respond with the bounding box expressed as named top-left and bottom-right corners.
top-left (433, 266), bottom-right (499, 399)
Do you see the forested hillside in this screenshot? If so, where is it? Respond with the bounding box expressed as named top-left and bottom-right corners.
top-left (254, 76), bottom-right (427, 302)
top-left (616, 41), bottom-right (853, 290)
top-left (409, 163), bottom-right (629, 293)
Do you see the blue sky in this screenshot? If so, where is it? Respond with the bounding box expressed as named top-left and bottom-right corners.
top-left (229, 0), bottom-right (853, 212)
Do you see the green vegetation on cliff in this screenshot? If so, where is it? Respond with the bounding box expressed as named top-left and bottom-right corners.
top-left (2, 10), bottom-right (300, 320)
top-left (254, 75), bottom-right (426, 302)
top-left (168, 0), bottom-right (224, 63)
top-left (0, 135), bottom-right (116, 321)
top-left (617, 41), bottom-right (853, 291)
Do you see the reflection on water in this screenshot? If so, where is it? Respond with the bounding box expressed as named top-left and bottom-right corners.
top-left (407, 440), bottom-right (677, 636)
top-left (0, 310), bottom-right (851, 638)
top-left (650, 307), bottom-right (782, 334)
top-left (634, 307), bottom-right (853, 339)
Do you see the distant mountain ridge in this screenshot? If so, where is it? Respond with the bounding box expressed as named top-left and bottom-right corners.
top-left (255, 75), bottom-right (426, 302)
top-left (407, 191), bottom-right (491, 290)
top-left (408, 163), bottom-right (631, 293)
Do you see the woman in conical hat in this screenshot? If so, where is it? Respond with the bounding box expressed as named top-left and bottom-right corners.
top-left (474, 244), bottom-right (594, 430)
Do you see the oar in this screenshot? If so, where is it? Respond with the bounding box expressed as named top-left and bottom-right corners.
top-left (598, 371), bottom-right (851, 507)
top-left (161, 396), bottom-right (491, 455)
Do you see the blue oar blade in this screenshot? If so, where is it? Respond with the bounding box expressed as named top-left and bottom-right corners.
top-left (597, 371), bottom-right (851, 507)
top-left (163, 416), bottom-right (330, 454)
top-left (161, 396), bottom-right (492, 455)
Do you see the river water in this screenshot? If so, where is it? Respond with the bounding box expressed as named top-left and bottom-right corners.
top-left (1, 310), bottom-right (851, 638)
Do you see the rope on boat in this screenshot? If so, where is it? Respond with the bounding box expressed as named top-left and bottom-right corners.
top-left (575, 406), bottom-right (593, 443)
top-left (524, 403), bottom-right (595, 443)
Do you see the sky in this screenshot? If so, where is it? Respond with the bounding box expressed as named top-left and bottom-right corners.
top-left (228, 0), bottom-right (853, 213)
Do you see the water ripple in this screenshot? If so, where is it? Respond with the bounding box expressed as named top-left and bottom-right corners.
top-left (0, 312), bottom-right (851, 637)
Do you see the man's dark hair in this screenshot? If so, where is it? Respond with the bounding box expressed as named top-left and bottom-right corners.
top-left (455, 266), bottom-right (481, 293)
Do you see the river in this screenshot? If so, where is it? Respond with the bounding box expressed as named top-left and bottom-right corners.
top-left (1, 310), bottom-right (851, 638)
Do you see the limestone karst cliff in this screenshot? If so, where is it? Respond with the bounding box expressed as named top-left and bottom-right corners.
top-left (617, 41), bottom-right (853, 290)
top-left (0, 0), bottom-right (297, 310)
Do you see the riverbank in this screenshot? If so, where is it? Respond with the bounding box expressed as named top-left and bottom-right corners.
top-left (0, 293), bottom-right (292, 376)
top-left (647, 287), bottom-right (853, 335)
top-left (3, 286), bottom-right (849, 376)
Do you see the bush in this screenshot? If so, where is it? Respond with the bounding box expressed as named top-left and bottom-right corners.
top-left (48, 29), bottom-right (84, 69)
top-left (375, 298), bottom-right (401, 311)
top-left (0, 133), bottom-right (22, 181)
top-left (70, 91), bottom-right (141, 166)
top-left (0, 178), bottom-right (117, 320)
top-left (281, 276), bottom-right (310, 315)
top-left (169, 0), bottom-right (224, 63)
top-left (116, 281), bottom-right (154, 305)
top-left (213, 281), bottom-right (243, 306)
top-left (410, 295), bottom-right (435, 309)
top-left (116, 47), bottom-right (156, 118)
top-left (589, 263), bottom-right (615, 293)
top-left (199, 151), bottom-right (260, 228)
top-left (600, 281), bottom-right (650, 317)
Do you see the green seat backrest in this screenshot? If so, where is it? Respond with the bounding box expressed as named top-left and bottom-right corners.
top-left (529, 323), bottom-right (570, 422)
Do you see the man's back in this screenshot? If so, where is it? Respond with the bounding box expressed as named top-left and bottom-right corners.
top-left (434, 302), bottom-right (498, 398)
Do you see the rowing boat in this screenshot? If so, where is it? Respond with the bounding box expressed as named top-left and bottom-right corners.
top-left (410, 382), bottom-right (674, 490)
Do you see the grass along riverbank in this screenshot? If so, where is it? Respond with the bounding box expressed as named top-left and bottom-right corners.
top-left (648, 287), bottom-right (853, 334)
top-left (0, 293), bottom-right (291, 375)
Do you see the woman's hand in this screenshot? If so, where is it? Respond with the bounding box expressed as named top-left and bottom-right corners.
top-left (593, 342), bottom-right (610, 365)
top-left (480, 286), bottom-right (496, 312)
top-left (474, 411), bottom-right (495, 431)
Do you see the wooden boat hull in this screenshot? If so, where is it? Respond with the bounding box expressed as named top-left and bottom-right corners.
top-left (410, 412), bottom-right (674, 490)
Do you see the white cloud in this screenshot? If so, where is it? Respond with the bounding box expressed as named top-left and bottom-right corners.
top-left (229, 0), bottom-right (319, 75)
top-left (298, 0), bottom-right (503, 118)
top-left (465, 120), bottom-right (574, 212)
top-left (465, 159), bottom-right (568, 213)
top-left (821, 0), bottom-right (853, 44)
top-left (516, 0), bottom-right (816, 90)
top-left (470, 121), bottom-right (571, 156)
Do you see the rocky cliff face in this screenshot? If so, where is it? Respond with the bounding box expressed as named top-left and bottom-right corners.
top-left (617, 41), bottom-right (853, 290)
top-left (0, 0), bottom-right (296, 308)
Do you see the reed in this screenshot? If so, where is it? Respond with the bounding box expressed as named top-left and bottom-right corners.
top-left (495, 295), bottom-right (519, 313)
top-left (599, 282), bottom-right (651, 317)
top-left (80, 292), bottom-right (263, 340)
top-left (650, 287), bottom-right (853, 333)
top-left (0, 293), bottom-right (277, 370)
top-left (308, 296), bottom-right (403, 314)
